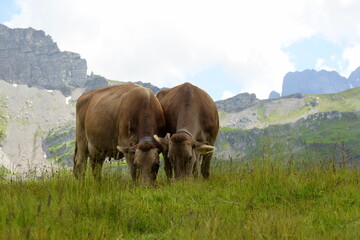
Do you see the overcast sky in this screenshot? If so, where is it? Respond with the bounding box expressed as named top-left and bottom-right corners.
top-left (1, 0), bottom-right (360, 100)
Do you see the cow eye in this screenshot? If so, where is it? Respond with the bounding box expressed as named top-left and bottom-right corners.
top-left (188, 156), bottom-right (192, 161)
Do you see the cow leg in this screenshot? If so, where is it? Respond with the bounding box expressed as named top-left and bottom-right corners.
top-left (163, 155), bottom-right (173, 181)
top-left (73, 138), bottom-right (88, 179)
top-left (88, 143), bottom-right (105, 181)
top-left (192, 156), bottom-right (200, 179)
top-left (124, 154), bottom-right (137, 181)
top-left (89, 154), bottom-right (105, 181)
top-left (201, 152), bottom-right (213, 179)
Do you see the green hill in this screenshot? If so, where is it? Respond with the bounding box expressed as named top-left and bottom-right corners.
top-left (215, 87), bottom-right (360, 162)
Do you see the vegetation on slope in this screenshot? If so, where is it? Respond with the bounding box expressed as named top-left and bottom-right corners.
top-left (216, 111), bottom-right (360, 160)
top-left (0, 155), bottom-right (359, 239)
top-left (223, 87), bottom-right (360, 127)
top-left (42, 123), bottom-right (75, 166)
top-left (0, 93), bottom-right (8, 142)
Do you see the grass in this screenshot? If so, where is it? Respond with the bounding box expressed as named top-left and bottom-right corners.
top-left (314, 87), bottom-right (360, 112)
top-left (1, 155), bottom-right (360, 239)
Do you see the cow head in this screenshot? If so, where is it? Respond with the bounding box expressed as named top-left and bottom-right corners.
top-left (154, 133), bottom-right (215, 179)
top-left (117, 142), bottom-right (161, 184)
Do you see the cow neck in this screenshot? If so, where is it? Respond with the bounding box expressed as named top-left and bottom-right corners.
top-left (139, 136), bottom-right (156, 143)
top-left (176, 129), bottom-right (193, 138)
top-left (138, 136), bottom-right (163, 152)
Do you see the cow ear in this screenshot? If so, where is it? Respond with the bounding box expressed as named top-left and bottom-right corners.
top-left (117, 146), bottom-right (135, 154)
top-left (194, 144), bottom-right (215, 154)
top-left (154, 134), bottom-right (170, 151)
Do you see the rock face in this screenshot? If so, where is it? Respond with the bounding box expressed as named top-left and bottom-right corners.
top-left (216, 92), bottom-right (259, 113)
top-left (348, 67), bottom-right (360, 88)
top-left (131, 81), bottom-right (163, 94)
top-left (0, 24), bottom-right (87, 93)
top-left (84, 74), bottom-right (109, 93)
top-left (282, 69), bottom-right (349, 96)
top-left (269, 91), bottom-right (280, 99)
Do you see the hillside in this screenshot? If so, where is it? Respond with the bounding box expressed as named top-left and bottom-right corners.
top-left (0, 80), bottom-right (78, 173)
top-left (216, 87), bottom-right (360, 160)
top-left (219, 87), bottom-right (360, 129)
top-left (1, 24), bottom-right (360, 174)
top-left (1, 80), bottom-right (360, 173)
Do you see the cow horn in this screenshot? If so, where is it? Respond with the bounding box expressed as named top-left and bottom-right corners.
top-left (154, 134), bottom-right (169, 152)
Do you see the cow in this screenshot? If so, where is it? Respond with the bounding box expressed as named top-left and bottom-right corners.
top-left (73, 83), bottom-right (166, 184)
top-left (154, 82), bottom-right (219, 180)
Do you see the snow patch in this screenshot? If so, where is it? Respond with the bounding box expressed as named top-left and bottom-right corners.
top-left (12, 84), bottom-right (17, 88)
top-left (65, 96), bottom-right (72, 105)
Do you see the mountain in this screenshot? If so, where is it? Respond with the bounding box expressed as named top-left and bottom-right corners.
top-left (0, 24), bottom-right (167, 96)
top-left (281, 69), bottom-right (349, 96)
top-left (0, 24), bottom-right (88, 94)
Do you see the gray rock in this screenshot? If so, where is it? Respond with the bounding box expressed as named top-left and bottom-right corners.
top-left (84, 74), bottom-right (109, 93)
top-left (269, 91), bottom-right (280, 99)
top-left (216, 92), bottom-right (259, 113)
top-left (131, 81), bottom-right (164, 94)
top-left (0, 24), bottom-right (87, 93)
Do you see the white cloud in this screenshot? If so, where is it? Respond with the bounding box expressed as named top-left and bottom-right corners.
top-left (315, 58), bottom-right (336, 72)
top-left (342, 43), bottom-right (360, 77)
top-left (5, 0), bottom-right (360, 99)
top-left (221, 91), bottom-right (235, 100)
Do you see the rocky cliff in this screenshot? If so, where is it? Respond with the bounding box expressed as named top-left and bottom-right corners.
top-left (0, 24), bottom-right (87, 94)
top-left (216, 92), bottom-right (259, 113)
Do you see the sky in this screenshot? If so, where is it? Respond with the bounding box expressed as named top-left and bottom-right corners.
top-left (1, 0), bottom-right (360, 100)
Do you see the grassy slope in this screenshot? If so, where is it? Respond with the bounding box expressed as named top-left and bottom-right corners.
top-left (1, 159), bottom-right (360, 239)
top-left (217, 87), bottom-right (360, 158)
top-left (257, 87), bottom-right (360, 124)
top-left (217, 112), bottom-right (360, 159)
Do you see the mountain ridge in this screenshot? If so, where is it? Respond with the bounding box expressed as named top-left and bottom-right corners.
top-left (280, 68), bottom-right (360, 97)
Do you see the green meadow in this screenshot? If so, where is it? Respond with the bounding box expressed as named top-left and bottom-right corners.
top-left (1, 153), bottom-right (360, 239)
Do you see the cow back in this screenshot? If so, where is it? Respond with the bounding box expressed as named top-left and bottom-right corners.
top-left (157, 82), bottom-right (219, 144)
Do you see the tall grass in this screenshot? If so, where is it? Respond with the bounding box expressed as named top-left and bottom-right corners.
top-left (1, 155), bottom-right (360, 239)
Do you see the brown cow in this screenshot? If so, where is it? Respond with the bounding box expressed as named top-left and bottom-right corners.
top-left (73, 83), bottom-right (166, 184)
top-left (154, 82), bottom-right (219, 179)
